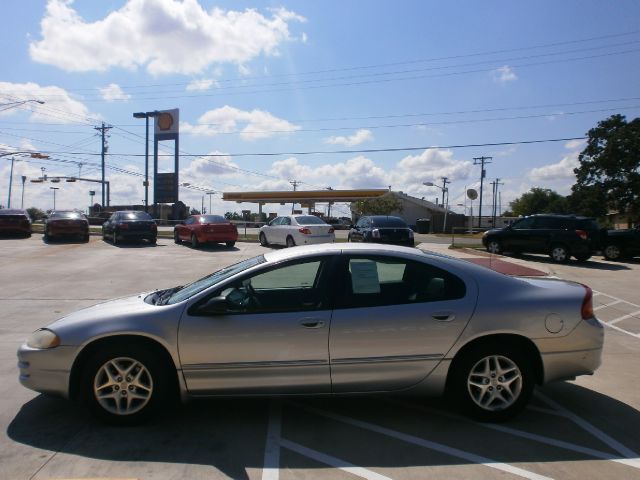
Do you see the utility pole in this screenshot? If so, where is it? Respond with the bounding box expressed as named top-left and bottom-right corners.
top-left (21, 176), bottom-right (27, 208)
top-left (95, 123), bottom-right (112, 207)
top-left (473, 156), bottom-right (492, 228)
top-left (491, 178), bottom-right (504, 226)
top-left (290, 180), bottom-right (299, 214)
top-left (440, 177), bottom-right (450, 207)
top-left (7, 157), bottom-right (15, 208)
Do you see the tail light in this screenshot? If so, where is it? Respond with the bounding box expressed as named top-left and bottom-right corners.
top-left (371, 228), bottom-right (381, 239)
top-left (119, 223), bottom-right (129, 230)
top-left (576, 229), bottom-right (588, 240)
top-left (298, 227), bottom-right (312, 235)
top-left (328, 227), bottom-right (335, 233)
top-left (151, 224), bottom-right (157, 232)
top-left (580, 284), bottom-right (594, 319)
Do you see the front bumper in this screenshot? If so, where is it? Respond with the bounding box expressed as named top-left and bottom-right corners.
top-left (17, 344), bottom-right (78, 398)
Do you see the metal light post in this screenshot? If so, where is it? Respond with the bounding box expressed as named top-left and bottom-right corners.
top-left (133, 111), bottom-right (159, 213)
top-left (423, 181), bottom-right (450, 233)
top-left (50, 187), bottom-right (59, 210)
top-left (21, 176), bottom-right (27, 208)
top-left (0, 99), bottom-right (45, 113)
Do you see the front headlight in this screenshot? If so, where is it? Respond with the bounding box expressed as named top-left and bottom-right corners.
top-left (26, 329), bottom-right (60, 349)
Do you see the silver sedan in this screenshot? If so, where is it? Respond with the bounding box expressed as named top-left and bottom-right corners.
top-left (17, 243), bottom-right (603, 424)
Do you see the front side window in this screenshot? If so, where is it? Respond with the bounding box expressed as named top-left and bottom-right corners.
top-left (339, 256), bottom-right (466, 308)
top-left (184, 217), bottom-right (196, 225)
top-left (211, 259), bottom-right (327, 314)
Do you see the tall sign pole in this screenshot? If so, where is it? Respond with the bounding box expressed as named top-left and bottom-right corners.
top-left (473, 156), bottom-right (492, 228)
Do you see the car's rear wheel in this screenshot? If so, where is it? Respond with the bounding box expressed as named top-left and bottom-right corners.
top-left (486, 239), bottom-right (502, 254)
top-left (44, 228), bottom-right (52, 242)
top-left (286, 236), bottom-right (295, 248)
top-left (603, 244), bottom-right (623, 261)
top-left (112, 231), bottom-right (118, 245)
top-left (450, 345), bottom-right (534, 422)
top-left (150, 237), bottom-right (157, 245)
top-left (549, 244), bottom-right (569, 263)
top-left (259, 232), bottom-right (268, 246)
top-left (81, 346), bottom-right (168, 425)
top-left (83, 234), bottom-right (90, 243)
top-left (574, 254), bottom-right (591, 262)
top-left (173, 231), bottom-right (181, 244)
top-left (191, 233), bottom-right (199, 248)
top-left (226, 241), bottom-right (236, 248)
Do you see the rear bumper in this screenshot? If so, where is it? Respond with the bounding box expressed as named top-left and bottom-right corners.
top-left (48, 226), bottom-right (88, 236)
top-left (298, 234), bottom-right (335, 245)
top-left (0, 226), bottom-right (31, 234)
top-left (198, 232), bottom-right (238, 243)
top-left (116, 231), bottom-right (156, 240)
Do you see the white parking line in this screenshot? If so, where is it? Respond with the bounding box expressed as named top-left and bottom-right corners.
top-left (280, 438), bottom-right (392, 480)
top-left (591, 290), bottom-right (640, 338)
top-left (609, 309), bottom-right (640, 325)
top-left (594, 300), bottom-right (623, 311)
top-left (536, 392), bottom-right (640, 460)
top-left (262, 400), bottom-right (282, 480)
top-left (294, 403), bottom-right (554, 480)
top-left (593, 291), bottom-right (640, 309)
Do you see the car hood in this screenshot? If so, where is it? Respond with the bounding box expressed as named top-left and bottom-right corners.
top-left (484, 227), bottom-right (506, 236)
top-left (45, 292), bottom-right (180, 346)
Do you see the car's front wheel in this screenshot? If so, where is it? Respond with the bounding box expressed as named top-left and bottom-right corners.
top-left (81, 346), bottom-right (168, 425)
top-left (603, 244), bottom-right (623, 261)
top-left (173, 231), bottom-right (181, 244)
top-left (259, 232), bottom-right (268, 246)
top-left (191, 233), bottom-right (199, 248)
top-left (485, 239), bottom-right (502, 255)
top-left (450, 345), bottom-right (534, 422)
top-left (549, 244), bottom-right (569, 263)
top-left (226, 241), bottom-right (236, 248)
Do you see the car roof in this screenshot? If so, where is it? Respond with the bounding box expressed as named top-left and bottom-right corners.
top-left (526, 214), bottom-right (594, 220)
top-left (0, 209), bottom-right (28, 215)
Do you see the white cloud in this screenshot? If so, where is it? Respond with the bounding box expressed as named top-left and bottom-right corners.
top-left (99, 83), bottom-right (131, 102)
top-left (181, 151), bottom-right (240, 181)
top-left (0, 81), bottom-right (95, 123)
top-left (186, 78), bottom-right (219, 91)
top-left (565, 139), bottom-right (586, 150)
top-left (492, 65), bottom-right (517, 84)
top-left (393, 149), bottom-right (474, 190)
top-left (30, 0), bottom-right (306, 75)
top-left (181, 105), bottom-right (300, 140)
top-left (324, 129), bottom-right (373, 147)
top-left (528, 154), bottom-right (579, 181)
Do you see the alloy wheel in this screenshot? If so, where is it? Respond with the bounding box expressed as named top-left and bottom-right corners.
top-left (467, 355), bottom-right (522, 412)
top-left (93, 357), bottom-right (153, 416)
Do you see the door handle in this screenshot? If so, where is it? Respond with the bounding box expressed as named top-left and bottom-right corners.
top-left (432, 312), bottom-right (455, 322)
top-left (300, 319), bottom-right (325, 328)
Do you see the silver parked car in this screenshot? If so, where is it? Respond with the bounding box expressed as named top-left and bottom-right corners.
top-left (259, 215), bottom-right (335, 247)
top-left (18, 243), bottom-right (603, 424)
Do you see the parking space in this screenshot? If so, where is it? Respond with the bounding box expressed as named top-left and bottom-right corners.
top-left (1, 236), bottom-right (639, 480)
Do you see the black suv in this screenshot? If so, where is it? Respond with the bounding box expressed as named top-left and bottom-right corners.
top-left (348, 215), bottom-right (414, 247)
top-left (482, 214), bottom-right (601, 262)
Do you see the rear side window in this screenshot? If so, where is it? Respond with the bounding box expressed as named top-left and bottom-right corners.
top-left (340, 256), bottom-right (466, 308)
top-left (534, 217), bottom-right (566, 229)
top-left (576, 219), bottom-right (599, 230)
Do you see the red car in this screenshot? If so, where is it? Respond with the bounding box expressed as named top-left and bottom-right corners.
top-left (0, 209), bottom-right (32, 237)
top-left (174, 215), bottom-right (238, 248)
top-left (44, 211), bottom-right (90, 242)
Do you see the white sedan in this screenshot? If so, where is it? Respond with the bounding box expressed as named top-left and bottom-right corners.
top-left (259, 215), bottom-right (335, 247)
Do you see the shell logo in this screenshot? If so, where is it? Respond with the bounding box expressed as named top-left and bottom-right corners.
top-left (157, 112), bottom-right (174, 131)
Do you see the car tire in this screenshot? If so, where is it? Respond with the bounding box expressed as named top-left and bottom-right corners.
top-left (191, 233), bottom-right (199, 248)
top-left (112, 231), bottom-right (118, 245)
top-left (150, 237), bottom-right (157, 245)
top-left (44, 228), bottom-right (51, 242)
top-left (286, 236), bottom-right (296, 248)
top-left (574, 254), bottom-right (591, 262)
top-left (81, 344), bottom-right (169, 425)
top-left (603, 244), bottom-right (623, 261)
top-left (449, 344), bottom-right (534, 422)
top-left (347, 235), bottom-right (352, 242)
top-left (83, 234), bottom-right (90, 243)
top-left (259, 232), bottom-right (268, 247)
top-left (226, 241), bottom-right (236, 248)
top-left (486, 239), bottom-right (503, 255)
top-left (173, 231), bottom-right (181, 244)
top-left (549, 244), bottom-right (569, 263)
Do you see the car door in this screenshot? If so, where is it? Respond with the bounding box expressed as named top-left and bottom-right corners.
top-left (264, 217), bottom-right (281, 244)
top-left (351, 217), bottom-right (368, 242)
top-left (178, 256), bottom-right (334, 394)
top-left (503, 216), bottom-right (536, 252)
top-left (279, 216), bottom-right (292, 244)
top-left (103, 213), bottom-right (117, 235)
top-left (329, 254), bottom-right (477, 392)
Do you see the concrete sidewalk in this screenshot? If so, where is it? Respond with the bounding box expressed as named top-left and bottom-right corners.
top-left (417, 242), bottom-right (550, 277)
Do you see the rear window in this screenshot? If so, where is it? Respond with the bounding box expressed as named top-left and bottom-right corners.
top-left (200, 215), bottom-right (226, 223)
top-left (295, 216), bottom-right (326, 225)
top-left (50, 212), bottom-right (85, 220)
top-left (122, 211), bottom-right (152, 220)
top-left (371, 217), bottom-right (408, 228)
top-left (575, 219), bottom-right (599, 230)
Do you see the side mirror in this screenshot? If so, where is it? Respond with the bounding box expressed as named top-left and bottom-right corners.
top-left (195, 296), bottom-right (229, 315)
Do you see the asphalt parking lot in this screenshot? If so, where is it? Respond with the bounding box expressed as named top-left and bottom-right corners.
top-left (1, 235), bottom-right (639, 480)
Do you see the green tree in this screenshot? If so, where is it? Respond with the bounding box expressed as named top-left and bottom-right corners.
top-left (352, 194), bottom-right (403, 216)
top-left (26, 207), bottom-right (46, 220)
top-left (574, 114), bottom-right (640, 226)
top-left (509, 188), bottom-right (568, 216)
top-left (224, 211), bottom-right (242, 220)
top-left (566, 184), bottom-right (608, 221)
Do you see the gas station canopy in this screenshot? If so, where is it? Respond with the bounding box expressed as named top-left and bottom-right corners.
top-left (222, 189), bottom-right (389, 204)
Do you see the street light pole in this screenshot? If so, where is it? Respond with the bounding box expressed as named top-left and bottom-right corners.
top-left (21, 176), bottom-right (26, 208)
top-left (0, 99), bottom-right (45, 113)
top-left (133, 111), bottom-right (159, 213)
top-left (50, 187), bottom-right (59, 210)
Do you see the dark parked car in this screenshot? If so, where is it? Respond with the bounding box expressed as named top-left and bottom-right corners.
top-left (0, 209), bottom-right (32, 237)
top-left (44, 210), bottom-right (89, 242)
top-left (482, 214), bottom-right (601, 262)
top-left (174, 214), bottom-right (238, 248)
top-left (602, 226), bottom-right (640, 261)
top-left (348, 215), bottom-right (414, 247)
top-left (102, 210), bottom-right (157, 245)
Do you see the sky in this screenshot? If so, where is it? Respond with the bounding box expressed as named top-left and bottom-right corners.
top-left (1, 0), bottom-right (639, 219)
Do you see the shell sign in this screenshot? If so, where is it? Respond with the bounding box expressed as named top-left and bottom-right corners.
top-left (154, 109), bottom-right (179, 135)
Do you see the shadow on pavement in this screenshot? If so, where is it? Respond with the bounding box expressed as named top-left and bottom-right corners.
top-left (8, 382), bottom-right (640, 478)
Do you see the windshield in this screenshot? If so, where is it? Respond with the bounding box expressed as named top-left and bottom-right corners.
top-left (165, 255), bottom-right (265, 304)
top-left (50, 211), bottom-right (85, 219)
top-left (295, 216), bottom-right (326, 225)
top-left (371, 217), bottom-right (408, 228)
top-left (200, 215), bottom-right (226, 223)
top-left (122, 211), bottom-right (152, 220)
